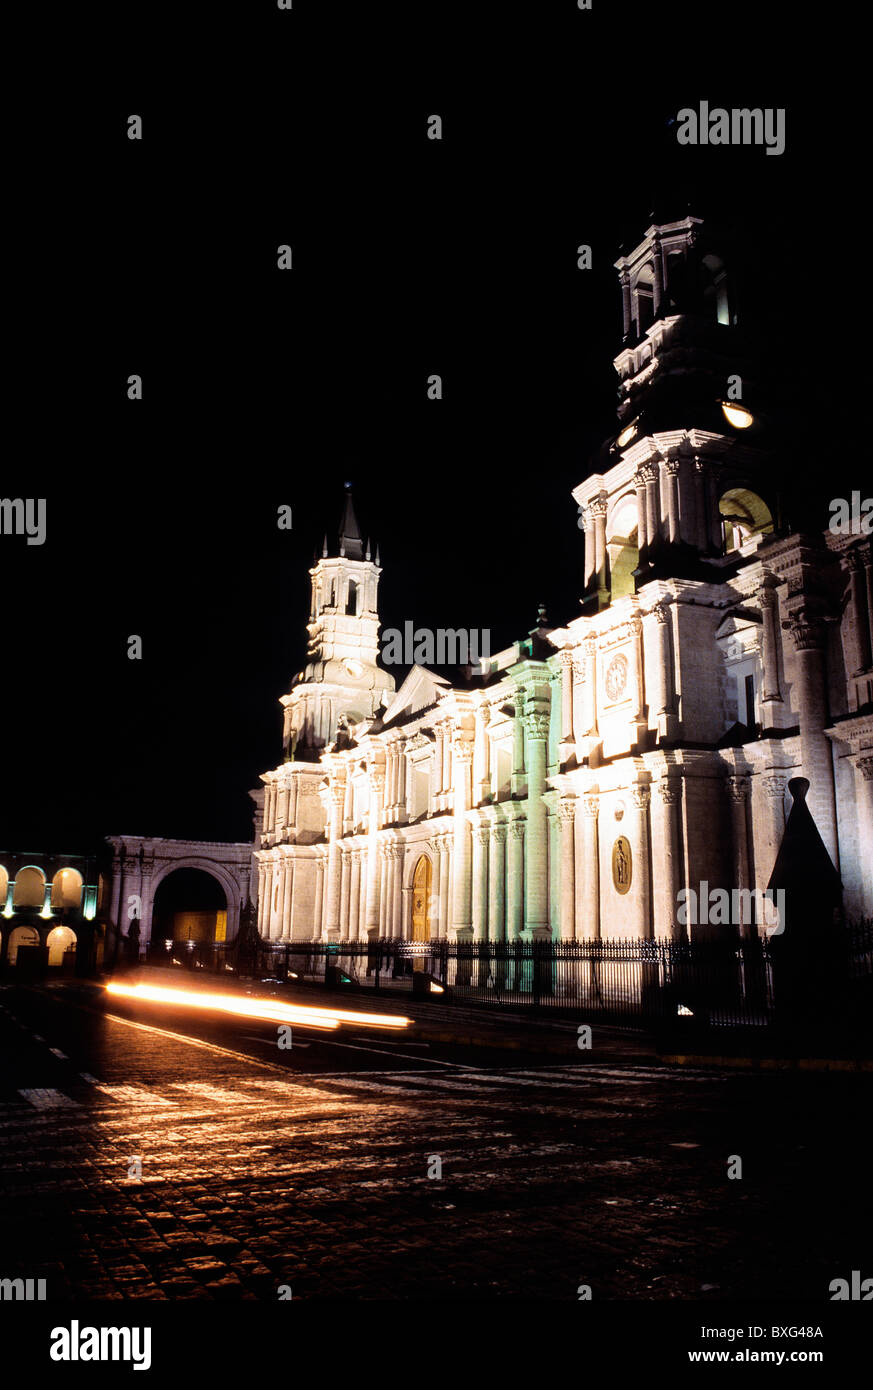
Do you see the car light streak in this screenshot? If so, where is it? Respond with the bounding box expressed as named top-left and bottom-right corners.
top-left (104, 981), bottom-right (411, 1031)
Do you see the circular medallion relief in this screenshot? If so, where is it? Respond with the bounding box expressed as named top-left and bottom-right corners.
top-left (611, 836), bottom-right (632, 894)
top-left (605, 652), bottom-right (628, 702)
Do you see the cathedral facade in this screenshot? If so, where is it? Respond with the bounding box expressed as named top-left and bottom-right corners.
top-left (253, 215), bottom-right (873, 947)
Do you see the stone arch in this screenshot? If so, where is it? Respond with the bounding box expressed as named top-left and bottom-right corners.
top-left (47, 925), bottom-right (77, 967)
top-left (719, 486), bottom-right (774, 553)
top-left (633, 262), bottom-right (655, 333)
top-left (6, 925), bottom-right (40, 965)
top-left (607, 491), bottom-right (640, 600)
top-left (51, 866), bottom-right (83, 909)
top-left (403, 846), bottom-right (433, 892)
top-left (13, 866), bottom-right (46, 909)
top-left (0, 865), bottom-right (8, 906)
top-left (148, 859), bottom-right (241, 946)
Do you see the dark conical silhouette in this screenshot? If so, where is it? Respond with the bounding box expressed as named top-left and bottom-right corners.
top-left (767, 778), bottom-right (842, 935)
top-left (337, 484), bottom-right (364, 560)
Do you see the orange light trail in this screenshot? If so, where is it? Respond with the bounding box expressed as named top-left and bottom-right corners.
top-left (104, 981), bottom-right (411, 1031)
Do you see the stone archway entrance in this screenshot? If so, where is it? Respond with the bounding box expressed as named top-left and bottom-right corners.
top-left (106, 836), bottom-right (254, 959)
top-left (47, 925), bottom-right (77, 968)
top-left (7, 925), bottom-right (39, 966)
top-left (152, 868), bottom-right (228, 949)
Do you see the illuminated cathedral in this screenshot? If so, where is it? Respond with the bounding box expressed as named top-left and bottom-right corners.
top-left (250, 215), bottom-right (873, 947)
top-left (104, 216), bottom-right (872, 955)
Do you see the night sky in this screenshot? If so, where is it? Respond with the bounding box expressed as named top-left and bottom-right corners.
top-left (4, 3), bottom-right (853, 854)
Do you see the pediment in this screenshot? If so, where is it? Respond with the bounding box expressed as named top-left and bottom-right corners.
top-left (380, 665), bottom-right (452, 725)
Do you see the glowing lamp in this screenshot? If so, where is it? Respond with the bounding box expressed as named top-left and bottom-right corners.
top-left (721, 402), bottom-right (753, 429)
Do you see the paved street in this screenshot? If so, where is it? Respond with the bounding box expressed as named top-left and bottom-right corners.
top-left (0, 981), bottom-right (869, 1301)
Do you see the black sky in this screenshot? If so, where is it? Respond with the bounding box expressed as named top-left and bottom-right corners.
top-left (4, 1), bottom-right (857, 853)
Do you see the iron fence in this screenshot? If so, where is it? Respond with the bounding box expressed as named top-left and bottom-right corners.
top-left (144, 920), bottom-right (873, 1030)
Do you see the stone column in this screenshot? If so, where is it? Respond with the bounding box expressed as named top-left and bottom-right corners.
top-left (282, 857), bottom-right (294, 941)
top-left (627, 613), bottom-right (645, 723)
top-left (657, 778), bottom-right (683, 941)
top-left (473, 705), bottom-right (489, 799)
top-left (847, 550), bottom-right (873, 673)
top-left (726, 775), bottom-right (754, 937)
top-left (397, 744), bottom-right (407, 816)
top-left (108, 853), bottom-right (123, 932)
top-left (582, 507), bottom-right (596, 592)
top-left (558, 650), bottom-right (575, 757)
top-left (524, 710), bottom-right (550, 939)
top-left (452, 737), bottom-right (474, 938)
top-left (853, 756), bottom-right (873, 915)
top-left (323, 777), bottom-right (346, 940)
top-left (512, 697), bottom-right (525, 778)
top-left (270, 861), bottom-right (284, 941)
top-left (651, 231), bottom-right (663, 310)
top-left (692, 456), bottom-right (709, 552)
top-left (287, 778), bottom-right (299, 833)
top-left (580, 791), bottom-right (600, 940)
top-left (254, 856), bottom-right (264, 934)
top-left (590, 493), bottom-right (609, 601)
top-left (634, 470), bottom-right (649, 563)
top-left (488, 824), bottom-right (507, 943)
top-left (619, 270), bottom-right (632, 337)
top-left (663, 457), bottom-right (681, 545)
top-left (760, 576), bottom-right (783, 706)
top-left (437, 836), bottom-right (451, 940)
top-left (761, 774), bottom-right (787, 887)
top-left (313, 858), bottom-right (325, 941)
top-left (379, 849), bottom-right (388, 936)
top-left (472, 826), bottom-right (489, 942)
top-left (340, 848), bottom-right (351, 939)
top-left (391, 847), bottom-right (403, 939)
top-left (507, 822), bottom-right (525, 940)
top-left (348, 850), bottom-right (361, 944)
top-left (642, 462), bottom-right (660, 556)
top-left (441, 728), bottom-right (452, 799)
top-left (631, 783), bottom-right (653, 940)
top-left (581, 637), bottom-right (597, 736)
top-left (558, 798), bottom-right (576, 941)
top-left (782, 611), bottom-right (839, 867)
top-left (358, 851), bottom-right (368, 938)
top-left (364, 767), bottom-right (385, 937)
top-left (652, 601), bottom-right (677, 740)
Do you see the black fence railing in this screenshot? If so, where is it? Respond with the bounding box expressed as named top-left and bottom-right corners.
top-left (144, 920), bottom-right (873, 1030)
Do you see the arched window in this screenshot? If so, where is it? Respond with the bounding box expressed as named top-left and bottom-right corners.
top-left (633, 264), bottom-right (655, 335)
top-left (346, 579), bottom-right (358, 615)
top-left (51, 867), bottom-right (83, 909)
top-left (701, 254), bottom-right (730, 325)
top-left (13, 867), bottom-right (46, 909)
top-left (607, 493), bottom-right (640, 599)
top-left (719, 488), bottom-right (774, 553)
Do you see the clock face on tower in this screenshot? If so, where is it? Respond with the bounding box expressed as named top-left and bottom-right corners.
top-left (605, 652), bottom-right (629, 703)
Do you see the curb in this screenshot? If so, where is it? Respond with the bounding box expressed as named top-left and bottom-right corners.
top-left (661, 1053), bottom-right (873, 1072)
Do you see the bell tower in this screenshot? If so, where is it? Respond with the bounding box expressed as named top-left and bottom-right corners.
top-left (281, 486), bottom-right (395, 762)
top-left (575, 214), bottom-right (777, 608)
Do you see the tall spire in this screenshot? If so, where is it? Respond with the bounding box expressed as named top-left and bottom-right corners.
top-left (337, 483), bottom-right (364, 560)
